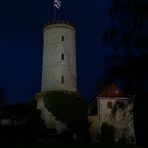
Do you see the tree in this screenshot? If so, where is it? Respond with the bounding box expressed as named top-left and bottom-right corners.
top-left (103, 0), bottom-right (148, 53)
top-left (101, 0), bottom-right (148, 105)
top-left (101, 0), bottom-right (148, 146)
top-left (101, 122), bottom-right (115, 142)
top-left (0, 100), bottom-right (46, 142)
top-left (0, 90), bottom-right (6, 107)
top-left (43, 91), bottom-right (88, 140)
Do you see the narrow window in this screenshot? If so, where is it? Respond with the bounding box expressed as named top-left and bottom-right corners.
top-left (107, 101), bottom-right (112, 109)
top-left (61, 76), bottom-right (64, 84)
top-left (61, 53), bottom-right (64, 60)
top-left (61, 36), bottom-right (64, 41)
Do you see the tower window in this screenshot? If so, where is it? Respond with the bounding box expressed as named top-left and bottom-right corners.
top-left (61, 53), bottom-right (64, 60)
top-left (61, 36), bottom-right (64, 41)
top-left (107, 101), bottom-right (112, 109)
top-left (61, 76), bottom-right (64, 84)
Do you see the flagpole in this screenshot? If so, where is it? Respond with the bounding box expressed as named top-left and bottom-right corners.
top-left (54, 7), bottom-right (56, 20)
top-left (53, 0), bottom-right (61, 21)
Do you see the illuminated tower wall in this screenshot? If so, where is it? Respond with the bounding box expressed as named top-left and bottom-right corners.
top-left (41, 21), bottom-right (77, 92)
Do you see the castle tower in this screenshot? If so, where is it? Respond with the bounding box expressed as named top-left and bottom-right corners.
top-left (41, 21), bottom-right (77, 92)
top-left (36, 21), bottom-right (77, 131)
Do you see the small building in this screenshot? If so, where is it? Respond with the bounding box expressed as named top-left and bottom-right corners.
top-left (88, 84), bottom-right (136, 144)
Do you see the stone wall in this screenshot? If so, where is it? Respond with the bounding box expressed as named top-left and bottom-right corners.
top-left (42, 23), bottom-right (77, 92)
top-left (88, 97), bottom-right (136, 144)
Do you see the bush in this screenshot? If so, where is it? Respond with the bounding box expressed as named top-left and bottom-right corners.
top-left (43, 91), bottom-right (88, 139)
top-left (101, 122), bottom-right (115, 142)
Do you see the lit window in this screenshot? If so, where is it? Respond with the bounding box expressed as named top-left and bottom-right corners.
top-left (107, 101), bottom-right (112, 109)
top-left (61, 53), bottom-right (64, 60)
top-left (61, 36), bottom-right (64, 41)
top-left (61, 76), bottom-right (64, 84)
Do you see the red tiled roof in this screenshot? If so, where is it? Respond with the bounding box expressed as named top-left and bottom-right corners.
top-left (99, 84), bottom-right (125, 97)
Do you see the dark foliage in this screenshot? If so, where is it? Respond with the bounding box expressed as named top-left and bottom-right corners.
top-left (111, 101), bottom-right (125, 116)
top-left (101, 0), bottom-right (148, 147)
top-left (43, 91), bottom-right (88, 141)
top-left (101, 122), bottom-right (115, 142)
top-left (0, 100), bottom-right (47, 143)
top-left (0, 90), bottom-right (6, 107)
top-left (103, 0), bottom-right (148, 53)
top-left (98, 54), bottom-right (148, 95)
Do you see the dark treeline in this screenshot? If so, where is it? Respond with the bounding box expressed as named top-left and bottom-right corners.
top-left (0, 93), bottom-right (88, 143)
top-left (100, 0), bottom-right (148, 147)
top-left (0, 100), bottom-right (48, 143)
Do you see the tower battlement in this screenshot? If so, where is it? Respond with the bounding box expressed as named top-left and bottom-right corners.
top-left (44, 20), bottom-right (75, 28)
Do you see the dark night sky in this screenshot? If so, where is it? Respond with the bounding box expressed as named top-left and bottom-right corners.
top-left (0, 0), bottom-right (112, 104)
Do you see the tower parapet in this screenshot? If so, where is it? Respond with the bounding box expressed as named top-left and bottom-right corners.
top-left (44, 20), bottom-right (75, 29)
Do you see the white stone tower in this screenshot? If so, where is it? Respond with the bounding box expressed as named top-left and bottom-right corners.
top-left (36, 21), bottom-right (77, 131)
top-left (41, 21), bottom-right (77, 92)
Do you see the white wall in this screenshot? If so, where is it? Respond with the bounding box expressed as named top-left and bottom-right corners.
top-left (42, 23), bottom-right (77, 92)
top-left (88, 97), bottom-right (136, 143)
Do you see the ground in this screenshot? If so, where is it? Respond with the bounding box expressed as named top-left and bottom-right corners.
top-left (0, 142), bottom-right (142, 148)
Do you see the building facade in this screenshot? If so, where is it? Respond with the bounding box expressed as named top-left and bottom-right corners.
top-left (88, 84), bottom-right (136, 144)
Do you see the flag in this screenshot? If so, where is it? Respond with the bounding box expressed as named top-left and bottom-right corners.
top-left (54, 0), bottom-right (61, 9)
